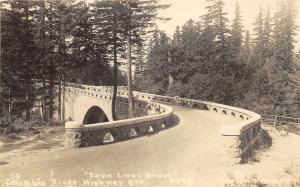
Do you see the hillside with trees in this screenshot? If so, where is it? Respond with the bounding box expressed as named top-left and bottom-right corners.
top-left (136, 0), bottom-right (300, 118)
top-left (0, 0), bottom-right (168, 135)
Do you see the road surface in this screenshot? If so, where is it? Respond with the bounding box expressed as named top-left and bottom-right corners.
top-left (0, 106), bottom-right (241, 187)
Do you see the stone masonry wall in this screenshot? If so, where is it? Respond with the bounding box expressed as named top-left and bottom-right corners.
top-left (65, 114), bottom-right (174, 148)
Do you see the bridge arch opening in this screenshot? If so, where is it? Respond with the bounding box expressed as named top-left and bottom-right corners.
top-left (83, 106), bottom-right (109, 125)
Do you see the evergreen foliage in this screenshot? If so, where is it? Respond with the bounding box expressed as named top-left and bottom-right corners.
top-left (137, 0), bottom-right (299, 117)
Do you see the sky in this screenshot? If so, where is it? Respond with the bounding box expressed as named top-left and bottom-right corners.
top-left (156, 0), bottom-right (300, 51)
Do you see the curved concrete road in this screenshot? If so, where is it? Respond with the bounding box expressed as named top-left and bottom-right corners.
top-left (0, 106), bottom-right (241, 187)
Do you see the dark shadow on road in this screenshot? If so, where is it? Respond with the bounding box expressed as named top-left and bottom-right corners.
top-left (261, 128), bottom-right (272, 148)
top-left (170, 114), bottom-right (181, 128)
top-left (0, 161), bottom-right (9, 165)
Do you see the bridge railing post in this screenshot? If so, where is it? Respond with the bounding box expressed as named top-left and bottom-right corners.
top-left (273, 115), bottom-right (278, 127)
top-left (65, 121), bottom-right (83, 148)
top-left (174, 96), bottom-right (181, 105)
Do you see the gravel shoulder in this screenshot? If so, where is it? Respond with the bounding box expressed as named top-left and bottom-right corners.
top-left (226, 124), bottom-right (300, 186)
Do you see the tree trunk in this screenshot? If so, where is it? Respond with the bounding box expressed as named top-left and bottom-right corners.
top-left (57, 7), bottom-right (62, 122)
top-left (24, 2), bottom-right (30, 121)
top-left (112, 20), bottom-right (118, 121)
top-left (48, 2), bottom-right (54, 120)
top-left (127, 28), bottom-right (134, 118)
top-left (42, 66), bottom-right (47, 120)
top-left (8, 79), bottom-right (12, 122)
top-left (58, 76), bottom-right (62, 122)
top-left (49, 71), bottom-right (54, 120)
top-left (41, 0), bottom-right (47, 121)
top-left (25, 57), bottom-right (30, 121)
top-left (61, 74), bottom-right (65, 122)
top-left (0, 46), bottom-right (3, 116)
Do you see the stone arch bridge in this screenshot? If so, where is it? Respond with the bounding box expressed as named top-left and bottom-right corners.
top-left (63, 83), bottom-right (263, 164)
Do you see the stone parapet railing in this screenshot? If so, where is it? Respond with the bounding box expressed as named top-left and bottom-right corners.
top-left (64, 86), bottom-right (149, 119)
top-left (65, 101), bottom-right (173, 148)
top-left (128, 91), bottom-right (262, 164)
top-left (65, 83), bottom-right (128, 94)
